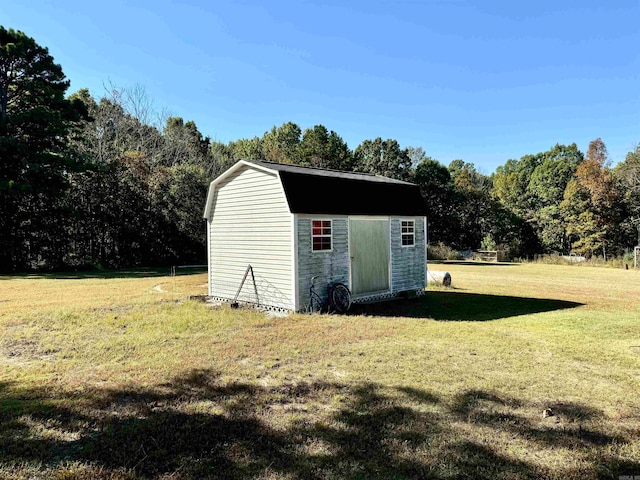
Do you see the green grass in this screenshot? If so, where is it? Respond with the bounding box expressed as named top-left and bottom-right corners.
top-left (1, 263), bottom-right (639, 479)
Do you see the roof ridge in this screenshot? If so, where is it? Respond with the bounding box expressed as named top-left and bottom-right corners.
top-left (252, 159), bottom-right (379, 176)
top-left (247, 159), bottom-right (414, 185)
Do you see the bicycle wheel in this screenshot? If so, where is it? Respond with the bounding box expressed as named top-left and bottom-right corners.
top-left (329, 283), bottom-right (351, 313)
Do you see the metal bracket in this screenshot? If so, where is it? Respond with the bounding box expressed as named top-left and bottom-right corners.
top-left (231, 264), bottom-right (259, 307)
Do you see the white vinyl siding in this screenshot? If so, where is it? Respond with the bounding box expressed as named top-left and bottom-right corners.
top-left (208, 165), bottom-right (294, 310)
top-left (390, 217), bottom-right (426, 292)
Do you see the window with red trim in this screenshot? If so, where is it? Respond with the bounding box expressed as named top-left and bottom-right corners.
top-left (312, 220), bottom-right (332, 251)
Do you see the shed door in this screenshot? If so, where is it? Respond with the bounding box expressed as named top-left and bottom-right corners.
top-left (350, 219), bottom-right (390, 295)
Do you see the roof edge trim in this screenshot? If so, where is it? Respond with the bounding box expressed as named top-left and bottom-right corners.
top-left (203, 160), bottom-right (278, 219)
top-left (203, 182), bottom-right (216, 219)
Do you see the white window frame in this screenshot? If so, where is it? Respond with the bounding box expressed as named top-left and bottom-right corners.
top-left (311, 219), bottom-right (333, 252)
top-left (401, 219), bottom-right (415, 247)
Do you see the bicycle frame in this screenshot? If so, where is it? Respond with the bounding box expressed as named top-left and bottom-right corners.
top-left (309, 275), bottom-right (323, 312)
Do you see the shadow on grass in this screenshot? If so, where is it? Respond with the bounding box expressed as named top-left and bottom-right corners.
top-left (0, 267), bottom-right (207, 281)
top-left (350, 291), bottom-right (583, 321)
top-left (0, 370), bottom-right (637, 479)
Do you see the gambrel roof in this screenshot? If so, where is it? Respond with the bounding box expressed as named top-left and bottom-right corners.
top-left (204, 160), bottom-right (427, 218)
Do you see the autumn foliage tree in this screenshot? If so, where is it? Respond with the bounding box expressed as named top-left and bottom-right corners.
top-left (561, 139), bottom-right (623, 258)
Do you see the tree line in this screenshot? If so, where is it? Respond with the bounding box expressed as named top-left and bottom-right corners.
top-left (1, 27), bottom-right (639, 272)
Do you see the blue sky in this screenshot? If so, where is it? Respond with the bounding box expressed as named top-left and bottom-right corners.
top-left (3, 0), bottom-right (639, 173)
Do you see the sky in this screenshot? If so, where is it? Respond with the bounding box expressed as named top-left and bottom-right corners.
top-left (3, 0), bottom-right (639, 173)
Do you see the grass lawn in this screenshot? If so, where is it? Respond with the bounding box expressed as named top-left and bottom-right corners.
top-left (0, 263), bottom-right (639, 479)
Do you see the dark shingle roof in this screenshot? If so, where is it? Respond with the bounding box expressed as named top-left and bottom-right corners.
top-left (251, 160), bottom-right (414, 185)
top-left (250, 160), bottom-right (427, 216)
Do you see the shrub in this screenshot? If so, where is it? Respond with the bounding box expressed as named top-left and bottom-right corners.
top-left (427, 243), bottom-right (463, 261)
top-left (526, 254), bottom-right (632, 269)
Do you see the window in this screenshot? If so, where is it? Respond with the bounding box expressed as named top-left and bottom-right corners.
top-left (312, 220), bottom-right (332, 251)
top-left (401, 220), bottom-right (415, 246)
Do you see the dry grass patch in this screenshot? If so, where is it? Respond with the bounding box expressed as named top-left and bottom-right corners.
top-left (1, 264), bottom-right (639, 479)
top-left (0, 268), bottom-right (207, 318)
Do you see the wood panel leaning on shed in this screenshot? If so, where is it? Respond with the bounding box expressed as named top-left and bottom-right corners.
top-left (203, 160), bottom-right (428, 312)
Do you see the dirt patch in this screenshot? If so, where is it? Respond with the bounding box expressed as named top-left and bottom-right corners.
top-left (1, 323), bottom-right (58, 364)
top-left (0, 339), bottom-right (58, 364)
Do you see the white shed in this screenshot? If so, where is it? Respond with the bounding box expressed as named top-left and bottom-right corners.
top-left (203, 160), bottom-right (428, 312)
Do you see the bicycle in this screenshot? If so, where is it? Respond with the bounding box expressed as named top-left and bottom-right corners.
top-left (308, 275), bottom-right (352, 314)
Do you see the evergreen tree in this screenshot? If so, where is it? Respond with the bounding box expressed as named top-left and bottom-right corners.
top-left (0, 27), bottom-right (85, 271)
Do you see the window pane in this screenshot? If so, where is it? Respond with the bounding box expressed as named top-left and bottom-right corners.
top-left (313, 236), bottom-right (331, 250)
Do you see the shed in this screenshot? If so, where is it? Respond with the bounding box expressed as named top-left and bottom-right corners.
top-left (203, 160), bottom-right (428, 311)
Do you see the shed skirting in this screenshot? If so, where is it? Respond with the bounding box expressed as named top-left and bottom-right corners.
top-left (351, 288), bottom-right (425, 304)
top-left (208, 287), bottom-right (424, 312)
top-left (206, 296), bottom-right (293, 314)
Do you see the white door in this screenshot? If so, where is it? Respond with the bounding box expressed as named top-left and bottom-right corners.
top-left (350, 219), bottom-right (390, 295)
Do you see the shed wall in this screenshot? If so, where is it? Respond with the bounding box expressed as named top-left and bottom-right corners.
top-left (296, 217), bottom-right (350, 309)
top-left (208, 165), bottom-right (294, 310)
top-left (390, 217), bottom-right (426, 292)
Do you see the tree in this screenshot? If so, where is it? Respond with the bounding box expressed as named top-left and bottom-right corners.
top-left (491, 144), bottom-right (585, 254)
top-left (448, 160), bottom-right (491, 193)
top-left (298, 125), bottom-right (352, 170)
top-left (492, 154), bottom-right (542, 219)
top-left (561, 138), bottom-right (623, 258)
top-left (414, 157), bottom-right (455, 243)
top-left (353, 138), bottom-right (412, 181)
top-left (528, 144), bottom-right (583, 208)
top-left (616, 144), bottom-right (640, 192)
top-left (228, 137), bottom-right (263, 162)
top-left (162, 116), bottom-right (210, 167)
top-left (0, 27), bottom-right (83, 189)
top-left (0, 27), bottom-right (85, 271)
top-left (527, 143), bottom-right (583, 252)
top-left (447, 161), bottom-right (494, 249)
top-left (406, 146), bottom-right (427, 168)
top-left (261, 122), bottom-right (301, 164)
top-left (613, 144), bottom-right (640, 246)
top-left (164, 163), bottom-right (209, 255)
top-left (64, 87), bottom-right (212, 269)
